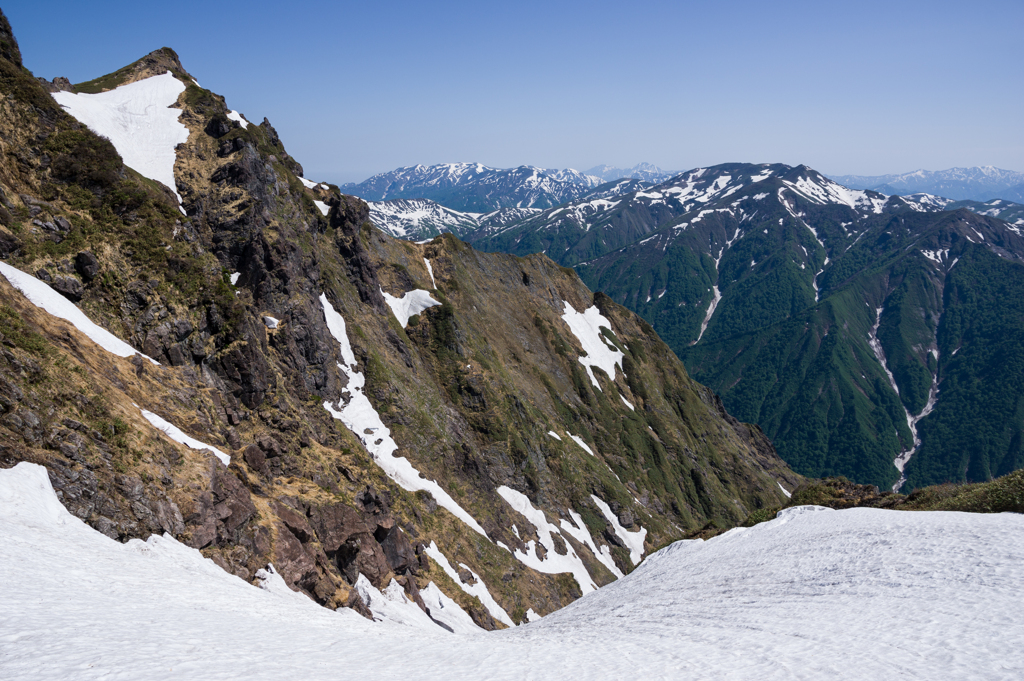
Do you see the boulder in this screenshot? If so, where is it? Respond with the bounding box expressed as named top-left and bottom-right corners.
top-left (51, 276), bottom-right (83, 302)
top-left (74, 251), bottom-right (99, 281)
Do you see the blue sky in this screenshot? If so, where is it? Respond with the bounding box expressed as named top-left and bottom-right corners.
top-left (6, 0), bottom-right (1023, 184)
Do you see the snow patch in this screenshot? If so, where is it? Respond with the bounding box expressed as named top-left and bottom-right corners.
top-left (547, 431), bottom-right (562, 441)
top-left (496, 486), bottom-right (598, 594)
top-left (422, 542), bottom-right (514, 627)
top-left (419, 582), bottom-right (485, 634)
top-left (52, 73), bottom-right (189, 206)
top-left (139, 409), bottom-right (229, 466)
top-left (591, 495), bottom-right (646, 565)
top-left (313, 200), bottom-right (329, 216)
top-left (382, 288), bottom-right (441, 328)
top-left (560, 301), bottom-right (624, 391)
top-left (424, 258), bottom-right (437, 288)
top-left (225, 110), bottom-right (249, 129)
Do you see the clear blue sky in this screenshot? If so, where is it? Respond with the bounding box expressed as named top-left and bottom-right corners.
top-left (6, 0), bottom-right (1023, 184)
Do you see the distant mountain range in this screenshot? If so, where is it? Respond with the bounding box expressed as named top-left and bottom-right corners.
top-left (827, 167), bottom-right (1024, 202)
top-left (359, 161), bottom-right (1024, 493)
top-left (585, 163), bottom-right (676, 184)
top-left (344, 163), bottom-right (678, 213)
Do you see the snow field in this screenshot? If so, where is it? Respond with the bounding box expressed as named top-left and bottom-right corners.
top-left (560, 301), bottom-right (624, 390)
top-left (3, 462), bottom-right (1023, 680)
top-left (0, 262), bottom-right (158, 364)
top-left (52, 73), bottom-right (190, 207)
top-left (381, 287), bottom-right (442, 328)
top-left (318, 295), bottom-right (487, 537)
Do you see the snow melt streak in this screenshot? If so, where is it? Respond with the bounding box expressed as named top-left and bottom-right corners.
top-left (319, 295), bottom-right (487, 537)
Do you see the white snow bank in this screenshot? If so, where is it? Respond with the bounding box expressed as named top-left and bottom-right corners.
top-left (225, 110), bottom-right (249, 129)
top-left (3, 461), bottom-right (1023, 679)
top-left (319, 295), bottom-right (487, 537)
top-left (560, 301), bottom-right (623, 390)
top-left (313, 200), bottom-right (329, 216)
top-left (0, 262), bottom-right (158, 364)
top-left (422, 541), bottom-right (514, 627)
top-left (496, 486), bottom-right (598, 594)
top-left (382, 288), bottom-right (441, 328)
top-left (356, 575), bottom-right (443, 631)
top-left (619, 393), bottom-right (635, 410)
top-left (591, 495), bottom-right (646, 565)
top-left (230, 272), bottom-right (241, 285)
top-left (52, 72), bottom-right (189, 205)
top-left (420, 582), bottom-right (485, 634)
top-left (298, 176), bottom-right (322, 190)
top-left (546, 430), bottom-right (561, 441)
top-left (254, 564), bottom-right (310, 604)
top-left (778, 482), bottom-right (792, 498)
top-left (139, 409), bottom-right (230, 466)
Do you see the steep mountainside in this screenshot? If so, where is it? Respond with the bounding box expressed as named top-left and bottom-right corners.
top-left (0, 12), bottom-right (793, 629)
top-left (467, 163), bottom-right (1024, 491)
top-left (828, 167), bottom-right (1024, 202)
top-left (342, 163), bottom-right (603, 212)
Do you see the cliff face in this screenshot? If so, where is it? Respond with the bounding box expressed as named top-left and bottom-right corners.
top-left (0, 11), bottom-right (796, 628)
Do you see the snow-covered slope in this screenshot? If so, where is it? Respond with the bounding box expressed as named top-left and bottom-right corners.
top-left (3, 461), bottom-right (1021, 680)
top-left (52, 72), bottom-right (189, 207)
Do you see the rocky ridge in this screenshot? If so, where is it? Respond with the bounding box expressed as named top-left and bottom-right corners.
top-left (0, 11), bottom-right (794, 629)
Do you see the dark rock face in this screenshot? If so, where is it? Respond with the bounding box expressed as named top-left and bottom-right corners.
top-left (51, 276), bottom-right (83, 302)
top-left (182, 459), bottom-right (257, 551)
top-left (74, 251), bottom-right (99, 281)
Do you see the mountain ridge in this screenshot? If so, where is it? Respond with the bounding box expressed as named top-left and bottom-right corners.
top-left (0, 13), bottom-right (794, 630)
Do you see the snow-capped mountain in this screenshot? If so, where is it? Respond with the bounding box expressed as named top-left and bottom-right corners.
top-left (342, 163), bottom-right (604, 212)
top-left (585, 162), bottom-right (675, 184)
top-left (828, 166), bottom-right (1024, 202)
top-left (366, 198), bottom-right (541, 241)
top-left (467, 162), bottom-right (1024, 494)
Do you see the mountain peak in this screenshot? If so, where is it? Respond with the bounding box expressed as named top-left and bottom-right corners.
top-left (72, 46), bottom-right (193, 94)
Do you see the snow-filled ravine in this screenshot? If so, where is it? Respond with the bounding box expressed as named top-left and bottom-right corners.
top-left (52, 73), bottom-right (190, 209)
top-left (3, 462), bottom-right (1022, 680)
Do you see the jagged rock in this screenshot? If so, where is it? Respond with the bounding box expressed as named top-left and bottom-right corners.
top-left (375, 524), bottom-right (417, 575)
top-left (0, 229), bottom-right (21, 257)
top-left (51, 276), bottom-right (83, 302)
top-left (74, 251), bottom-right (99, 281)
top-left (272, 519), bottom-right (318, 593)
top-left (272, 500), bottom-right (313, 543)
top-left (308, 502), bottom-right (391, 587)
